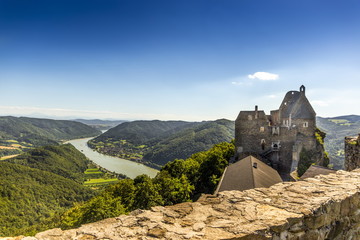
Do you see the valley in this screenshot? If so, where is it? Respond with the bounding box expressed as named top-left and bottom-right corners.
top-left (88, 119), bottom-right (235, 168)
top-left (0, 114), bottom-right (359, 238)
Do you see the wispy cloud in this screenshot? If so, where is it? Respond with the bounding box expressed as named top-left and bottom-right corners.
top-left (248, 72), bottom-right (279, 81)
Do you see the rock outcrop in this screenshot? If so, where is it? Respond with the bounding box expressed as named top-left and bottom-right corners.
top-left (345, 134), bottom-right (360, 171)
top-left (3, 169), bottom-right (360, 240)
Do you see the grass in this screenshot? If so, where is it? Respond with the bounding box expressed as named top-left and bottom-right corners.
top-left (0, 154), bottom-right (20, 160)
top-left (85, 169), bottom-right (103, 174)
top-left (84, 178), bottom-right (119, 185)
top-left (329, 119), bottom-right (352, 125)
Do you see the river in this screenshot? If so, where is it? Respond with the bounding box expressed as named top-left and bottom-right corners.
top-left (66, 137), bottom-right (159, 179)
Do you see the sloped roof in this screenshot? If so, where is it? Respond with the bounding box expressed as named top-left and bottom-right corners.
top-left (215, 155), bottom-right (282, 194)
top-left (279, 90), bottom-right (316, 119)
top-left (300, 165), bottom-right (336, 180)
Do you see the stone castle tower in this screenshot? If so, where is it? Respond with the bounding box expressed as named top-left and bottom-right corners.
top-left (235, 85), bottom-right (324, 180)
top-left (345, 134), bottom-right (360, 171)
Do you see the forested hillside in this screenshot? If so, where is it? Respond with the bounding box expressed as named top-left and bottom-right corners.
top-left (96, 120), bottom-right (199, 144)
top-left (0, 145), bottom-right (95, 236)
top-left (55, 141), bottom-right (235, 229)
top-left (0, 116), bottom-right (101, 159)
top-left (6, 144), bottom-right (89, 183)
top-left (89, 119), bottom-right (235, 168)
top-left (317, 115), bottom-right (360, 169)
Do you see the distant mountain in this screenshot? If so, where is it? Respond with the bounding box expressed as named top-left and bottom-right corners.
top-left (73, 119), bottom-right (127, 130)
top-left (0, 116), bottom-right (101, 147)
top-left (331, 115), bottom-right (360, 122)
top-left (89, 119), bottom-right (235, 167)
top-left (317, 115), bottom-right (360, 170)
top-left (0, 144), bottom-right (94, 236)
top-left (97, 120), bottom-right (200, 144)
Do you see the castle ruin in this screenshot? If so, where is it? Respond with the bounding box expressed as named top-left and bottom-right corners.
top-left (345, 133), bottom-right (360, 171)
top-left (235, 85), bottom-right (325, 180)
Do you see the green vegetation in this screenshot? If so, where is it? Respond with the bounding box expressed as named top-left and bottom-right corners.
top-left (0, 116), bottom-right (101, 159)
top-left (84, 178), bottom-right (119, 186)
top-left (297, 148), bottom-right (316, 176)
top-left (56, 141), bottom-right (235, 229)
top-left (7, 144), bottom-right (90, 183)
top-left (317, 115), bottom-right (360, 169)
top-left (0, 145), bottom-right (95, 237)
top-left (89, 119), bottom-right (234, 168)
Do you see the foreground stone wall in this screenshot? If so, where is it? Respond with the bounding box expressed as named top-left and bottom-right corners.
top-left (345, 134), bottom-right (360, 171)
top-left (3, 169), bottom-right (360, 240)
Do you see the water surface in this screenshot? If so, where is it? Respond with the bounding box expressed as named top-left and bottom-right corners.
top-left (66, 137), bottom-right (159, 179)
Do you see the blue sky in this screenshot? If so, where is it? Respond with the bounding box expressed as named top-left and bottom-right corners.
top-left (1, 0), bottom-right (359, 121)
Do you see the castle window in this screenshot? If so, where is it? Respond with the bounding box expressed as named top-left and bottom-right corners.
top-left (248, 115), bottom-right (253, 120)
top-left (261, 139), bottom-right (266, 150)
top-left (272, 142), bottom-right (280, 151)
top-left (260, 127), bottom-right (265, 132)
top-left (303, 122), bottom-right (308, 128)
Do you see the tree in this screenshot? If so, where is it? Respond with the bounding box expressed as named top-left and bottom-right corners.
top-left (131, 175), bottom-right (164, 210)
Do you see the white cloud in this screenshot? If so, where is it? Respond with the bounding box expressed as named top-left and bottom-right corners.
top-left (248, 72), bottom-right (279, 81)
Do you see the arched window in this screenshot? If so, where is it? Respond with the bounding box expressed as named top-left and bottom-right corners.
top-left (261, 139), bottom-right (266, 150)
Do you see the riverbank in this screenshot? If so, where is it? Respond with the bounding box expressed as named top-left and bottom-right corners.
top-left (66, 137), bottom-right (159, 179)
top-left (87, 138), bottom-right (162, 170)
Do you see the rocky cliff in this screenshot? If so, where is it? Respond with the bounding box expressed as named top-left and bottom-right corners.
top-left (345, 134), bottom-right (360, 171)
top-left (3, 169), bottom-right (360, 240)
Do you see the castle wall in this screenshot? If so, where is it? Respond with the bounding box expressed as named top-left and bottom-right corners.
top-left (9, 169), bottom-right (360, 240)
top-left (235, 110), bottom-right (271, 155)
top-left (345, 134), bottom-right (360, 171)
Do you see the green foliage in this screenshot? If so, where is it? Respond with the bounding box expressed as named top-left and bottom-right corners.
top-left (89, 119), bottom-right (235, 167)
top-left (0, 116), bottom-right (101, 148)
top-left (0, 144), bottom-right (97, 236)
top-left (7, 144), bottom-right (89, 183)
top-left (132, 175), bottom-right (164, 210)
top-left (56, 141), bottom-right (235, 229)
top-left (297, 148), bottom-right (315, 177)
top-left (0, 162), bottom-right (94, 236)
top-left (60, 192), bottom-right (126, 229)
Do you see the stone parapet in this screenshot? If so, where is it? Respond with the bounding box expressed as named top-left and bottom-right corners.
top-left (3, 169), bottom-right (360, 240)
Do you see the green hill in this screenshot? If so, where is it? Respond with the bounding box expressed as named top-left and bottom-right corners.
top-left (144, 119), bottom-right (235, 165)
top-left (317, 115), bottom-right (360, 170)
top-left (6, 144), bottom-right (89, 183)
top-left (0, 116), bottom-right (101, 143)
top-left (0, 144), bottom-right (95, 236)
top-left (89, 119), bottom-right (234, 168)
top-left (0, 116), bottom-right (101, 158)
top-left (97, 120), bottom-right (199, 145)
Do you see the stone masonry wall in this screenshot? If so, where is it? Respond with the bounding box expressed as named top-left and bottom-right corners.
top-left (4, 169), bottom-right (360, 240)
top-left (345, 134), bottom-right (360, 171)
